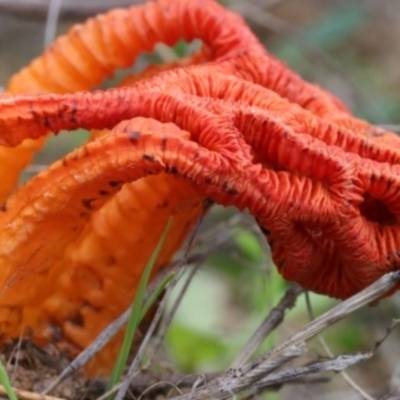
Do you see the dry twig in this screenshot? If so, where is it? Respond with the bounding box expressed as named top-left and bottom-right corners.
top-left (231, 283), bottom-right (304, 368)
top-left (305, 291), bottom-right (375, 400)
top-left (164, 271), bottom-right (400, 399)
top-left (0, 384), bottom-right (64, 400)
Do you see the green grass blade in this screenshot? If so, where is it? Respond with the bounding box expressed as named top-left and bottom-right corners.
top-left (140, 271), bottom-right (175, 318)
top-left (107, 217), bottom-right (173, 395)
top-left (0, 359), bottom-right (17, 400)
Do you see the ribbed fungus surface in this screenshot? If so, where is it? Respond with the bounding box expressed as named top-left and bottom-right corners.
top-left (0, 0), bottom-right (400, 375)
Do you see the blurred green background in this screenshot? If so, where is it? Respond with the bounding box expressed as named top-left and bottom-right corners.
top-left (1, 1), bottom-right (400, 399)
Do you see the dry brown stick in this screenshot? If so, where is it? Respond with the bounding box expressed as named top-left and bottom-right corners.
top-left (0, 384), bottom-right (65, 400)
top-left (170, 331), bottom-right (400, 400)
top-left (245, 353), bottom-right (371, 398)
top-left (122, 320), bottom-right (394, 400)
top-left (231, 283), bottom-right (304, 368)
top-left (239, 271), bottom-right (400, 378)
top-left (83, 371), bottom-right (327, 399)
top-left (372, 319), bottom-right (400, 352)
top-left (170, 344), bottom-right (307, 400)
top-left (171, 353), bottom-right (370, 400)
top-left (7, 328), bottom-right (26, 384)
top-left (304, 291), bottom-right (375, 400)
top-left (252, 319), bottom-right (400, 400)
top-left (168, 271), bottom-right (400, 399)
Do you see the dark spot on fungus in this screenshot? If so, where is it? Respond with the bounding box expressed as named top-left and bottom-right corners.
top-left (99, 189), bottom-right (110, 196)
top-left (159, 200), bottom-right (169, 208)
top-left (166, 166), bottom-right (178, 174)
top-left (283, 130), bottom-right (288, 139)
top-left (143, 154), bottom-right (155, 162)
top-left (162, 137), bottom-right (167, 152)
top-left (43, 115), bottom-right (50, 129)
top-left (68, 312), bottom-right (84, 327)
top-left (82, 198), bottom-right (97, 210)
top-left (70, 100), bottom-right (78, 123)
top-left (129, 131), bottom-right (141, 143)
top-left (109, 180), bottom-right (123, 187)
top-left (0, 202), bottom-right (7, 212)
top-left (221, 181), bottom-right (237, 195)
